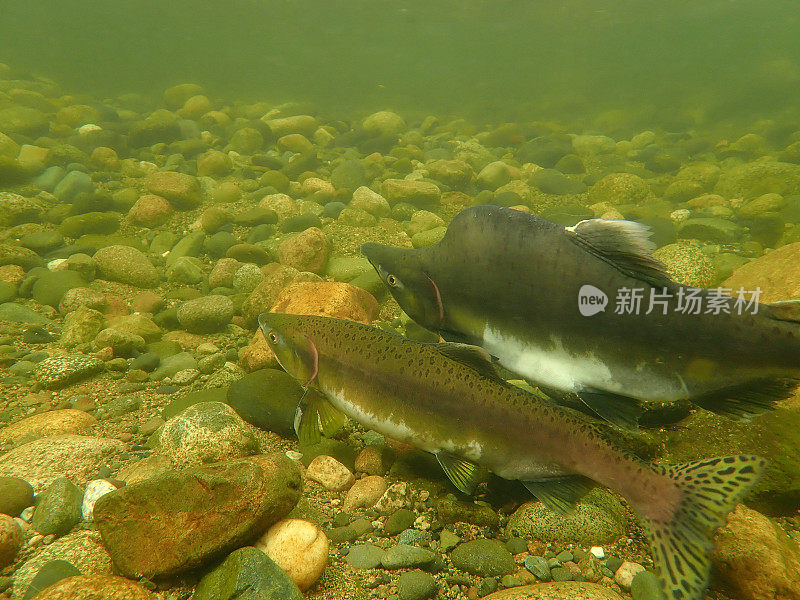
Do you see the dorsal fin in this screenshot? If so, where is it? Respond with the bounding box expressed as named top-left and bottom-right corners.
top-left (567, 219), bottom-right (673, 287)
top-left (434, 342), bottom-right (505, 382)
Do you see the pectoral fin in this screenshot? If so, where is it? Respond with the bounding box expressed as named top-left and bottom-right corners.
top-left (435, 451), bottom-right (483, 495)
top-left (578, 388), bottom-right (646, 431)
top-left (521, 475), bottom-right (594, 514)
top-left (294, 388), bottom-right (344, 445)
top-left (434, 342), bottom-right (505, 383)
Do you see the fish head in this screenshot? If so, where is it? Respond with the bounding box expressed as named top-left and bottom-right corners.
top-left (361, 242), bottom-right (444, 328)
top-left (258, 312), bottom-right (319, 385)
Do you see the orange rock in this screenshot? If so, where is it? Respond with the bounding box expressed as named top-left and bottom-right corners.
top-left (31, 573), bottom-right (159, 599)
top-left (278, 227), bottom-right (331, 274)
top-left (0, 514), bottom-right (22, 569)
top-left (240, 329), bottom-right (278, 372)
top-left (270, 281), bottom-right (378, 324)
top-left (712, 504), bottom-right (800, 600)
top-left (241, 264), bottom-right (301, 325)
top-left (723, 242), bottom-right (800, 303)
top-left (127, 194), bottom-right (173, 227)
top-left (0, 409), bottom-right (97, 446)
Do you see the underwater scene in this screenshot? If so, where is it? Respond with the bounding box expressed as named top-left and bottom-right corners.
top-left (1, 1), bottom-right (800, 599)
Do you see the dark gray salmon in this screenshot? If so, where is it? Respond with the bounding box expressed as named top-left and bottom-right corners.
top-left (258, 312), bottom-right (766, 600)
top-left (362, 205), bottom-right (800, 428)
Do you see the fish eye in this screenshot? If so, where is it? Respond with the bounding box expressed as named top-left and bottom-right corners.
top-left (267, 332), bottom-right (278, 344)
top-left (387, 274), bottom-right (399, 287)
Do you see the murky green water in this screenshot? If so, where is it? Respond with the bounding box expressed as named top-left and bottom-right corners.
top-left (2, 0), bottom-right (799, 127)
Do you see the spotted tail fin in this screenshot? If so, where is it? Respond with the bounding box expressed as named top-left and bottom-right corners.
top-left (649, 455), bottom-right (767, 600)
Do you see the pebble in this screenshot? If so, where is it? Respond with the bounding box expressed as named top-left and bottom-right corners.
top-left (345, 543), bottom-right (384, 569)
top-left (81, 479), bottom-right (117, 522)
top-left (380, 543), bottom-right (436, 570)
top-left (398, 570), bottom-right (438, 600)
top-left (0, 476), bottom-right (34, 516)
top-left (306, 455), bottom-right (356, 491)
top-left (31, 478), bottom-right (84, 537)
top-left (93, 245), bottom-right (160, 288)
top-left (155, 401), bottom-right (260, 468)
top-left (0, 514), bottom-right (22, 569)
top-left (192, 545), bottom-right (304, 600)
top-left (343, 475), bottom-right (389, 511)
top-left (451, 539), bottom-right (516, 577)
top-left (254, 518), bottom-right (329, 591)
top-left (524, 555), bottom-right (552, 581)
top-left (614, 561), bottom-right (645, 590)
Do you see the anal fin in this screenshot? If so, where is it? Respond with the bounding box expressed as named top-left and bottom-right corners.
top-left (435, 451), bottom-right (483, 495)
top-left (578, 388), bottom-right (646, 431)
top-left (521, 475), bottom-right (594, 514)
top-left (693, 377), bottom-right (798, 420)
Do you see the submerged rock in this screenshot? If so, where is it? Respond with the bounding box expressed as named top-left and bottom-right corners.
top-left (30, 574), bottom-right (158, 600)
top-left (712, 504), bottom-right (800, 600)
top-left (155, 401), bottom-right (260, 468)
top-left (93, 456), bottom-right (301, 578)
top-left (254, 518), bottom-right (329, 591)
top-left (191, 546), bottom-right (304, 600)
top-left (506, 488), bottom-right (629, 546)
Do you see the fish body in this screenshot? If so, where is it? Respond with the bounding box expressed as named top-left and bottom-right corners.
top-left (259, 312), bottom-right (766, 600)
top-left (362, 205), bottom-right (800, 426)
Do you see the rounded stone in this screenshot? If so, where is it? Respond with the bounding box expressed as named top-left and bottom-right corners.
top-left (450, 539), bottom-right (516, 577)
top-left (343, 475), bottom-right (389, 511)
top-left (306, 455), bottom-right (355, 491)
top-left (93, 245), bottom-right (159, 288)
top-left (0, 514), bottom-right (22, 569)
top-left (398, 570), bottom-right (438, 600)
top-left (652, 243), bottom-right (714, 288)
top-left (31, 573), bottom-right (158, 599)
top-left (128, 194), bottom-right (173, 227)
top-left (588, 173), bottom-right (653, 205)
top-left (155, 401), bottom-right (260, 468)
top-left (254, 518), bottom-right (329, 591)
top-left (0, 476), bottom-right (34, 516)
top-left (225, 368), bottom-right (304, 437)
top-left (278, 227), bottom-right (331, 274)
top-left (176, 295), bottom-right (234, 333)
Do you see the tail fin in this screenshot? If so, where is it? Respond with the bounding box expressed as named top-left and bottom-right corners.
top-left (649, 455), bottom-right (767, 600)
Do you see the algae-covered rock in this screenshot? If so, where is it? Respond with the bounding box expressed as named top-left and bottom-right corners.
top-left (658, 405), bottom-right (800, 515)
top-left (588, 173), bottom-right (653, 206)
top-left (714, 161), bottom-right (800, 199)
top-left (226, 369), bottom-right (304, 437)
top-left (652, 242), bottom-right (714, 288)
top-left (93, 457), bottom-right (301, 578)
top-left (450, 539), bottom-right (516, 576)
top-left (506, 488), bottom-right (629, 545)
top-left (155, 401), bottom-right (260, 468)
top-left (191, 546), bottom-right (304, 600)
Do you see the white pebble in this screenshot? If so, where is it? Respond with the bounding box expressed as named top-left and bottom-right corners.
top-left (589, 546), bottom-right (605, 559)
top-left (82, 479), bottom-right (117, 521)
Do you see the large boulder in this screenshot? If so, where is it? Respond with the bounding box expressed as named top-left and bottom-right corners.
top-left (93, 456), bottom-right (301, 578)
